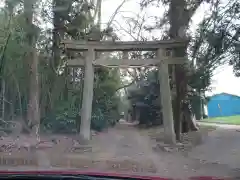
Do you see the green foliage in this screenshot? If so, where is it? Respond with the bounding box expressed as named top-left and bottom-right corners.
top-left (188, 0), bottom-right (240, 91)
top-left (41, 99), bottom-right (78, 134)
top-left (127, 69), bottom-right (163, 126)
top-left (0, 6), bottom-right (30, 119)
top-left (39, 0), bottom-right (121, 133)
top-left (0, 0), bottom-right (122, 135)
top-left (40, 66), bottom-right (122, 133)
top-left (91, 108), bottom-right (106, 132)
top-left (91, 68), bottom-right (121, 131)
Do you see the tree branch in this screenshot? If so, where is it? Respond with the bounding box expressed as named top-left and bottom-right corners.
top-left (107, 0), bottom-right (128, 28)
top-left (115, 80), bottom-right (136, 92)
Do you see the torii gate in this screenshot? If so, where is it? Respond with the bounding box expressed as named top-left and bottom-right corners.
top-left (61, 39), bottom-right (188, 144)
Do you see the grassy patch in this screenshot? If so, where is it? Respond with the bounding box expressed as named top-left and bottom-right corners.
top-left (203, 115), bottom-right (240, 125)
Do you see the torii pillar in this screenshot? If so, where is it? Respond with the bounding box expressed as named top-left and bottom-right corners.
top-left (80, 48), bottom-right (95, 140)
top-left (158, 49), bottom-right (176, 144)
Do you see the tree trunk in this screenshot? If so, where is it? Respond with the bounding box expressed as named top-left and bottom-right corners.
top-left (168, 0), bottom-right (199, 141)
top-left (45, 0), bottom-right (65, 114)
top-left (27, 50), bottom-right (40, 137)
top-left (24, 0), bottom-right (40, 139)
top-left (63, 68), bottom-right (69, 101)
top-left (1, 80), bottom-right (5, 121)
top-left (52, 0), bottom-right (64, 69)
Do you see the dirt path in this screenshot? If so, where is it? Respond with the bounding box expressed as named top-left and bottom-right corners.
top-left (87, 121), bottom-right (238, 179)
top-left (189, 123), bottom-right (240, 169)
top-left (0, 121), bottom-right (239, 179)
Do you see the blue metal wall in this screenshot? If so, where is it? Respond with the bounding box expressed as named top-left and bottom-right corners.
top-left (207, 93), bottom-right (240, 117)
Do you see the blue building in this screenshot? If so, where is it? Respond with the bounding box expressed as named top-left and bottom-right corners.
top-left (207, 93), bottom-right (240, 118)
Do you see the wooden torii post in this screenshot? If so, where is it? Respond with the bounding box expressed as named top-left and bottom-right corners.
top-left (61, 39), bottom-right (188, 144)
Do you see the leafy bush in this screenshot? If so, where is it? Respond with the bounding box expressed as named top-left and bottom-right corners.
top-left (41, 101), bottom-right (78, 133)
top-left (91, 108), bottom-right (107, 131)
top-left (41, 115), bottom-right (77, 134)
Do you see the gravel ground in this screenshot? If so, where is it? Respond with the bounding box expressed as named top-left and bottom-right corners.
top-left (0, 121), bottom-right (239, 179)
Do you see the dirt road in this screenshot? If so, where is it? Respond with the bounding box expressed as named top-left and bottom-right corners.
top-left (87, 121), bottom-right (239, 179)
top-left (0, 121), bottom-right (239, 179)
top-left (189, 122), bottom-right (240, 169)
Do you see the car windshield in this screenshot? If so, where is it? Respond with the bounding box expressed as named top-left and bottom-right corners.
top-left (0, 0), bottom-right (239, 179)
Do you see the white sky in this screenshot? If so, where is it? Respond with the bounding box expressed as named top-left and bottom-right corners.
top-left (0, 0), bottom-right (239, 96)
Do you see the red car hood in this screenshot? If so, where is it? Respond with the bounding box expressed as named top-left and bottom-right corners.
top-left (0, 170), bottom-right (225, 180)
